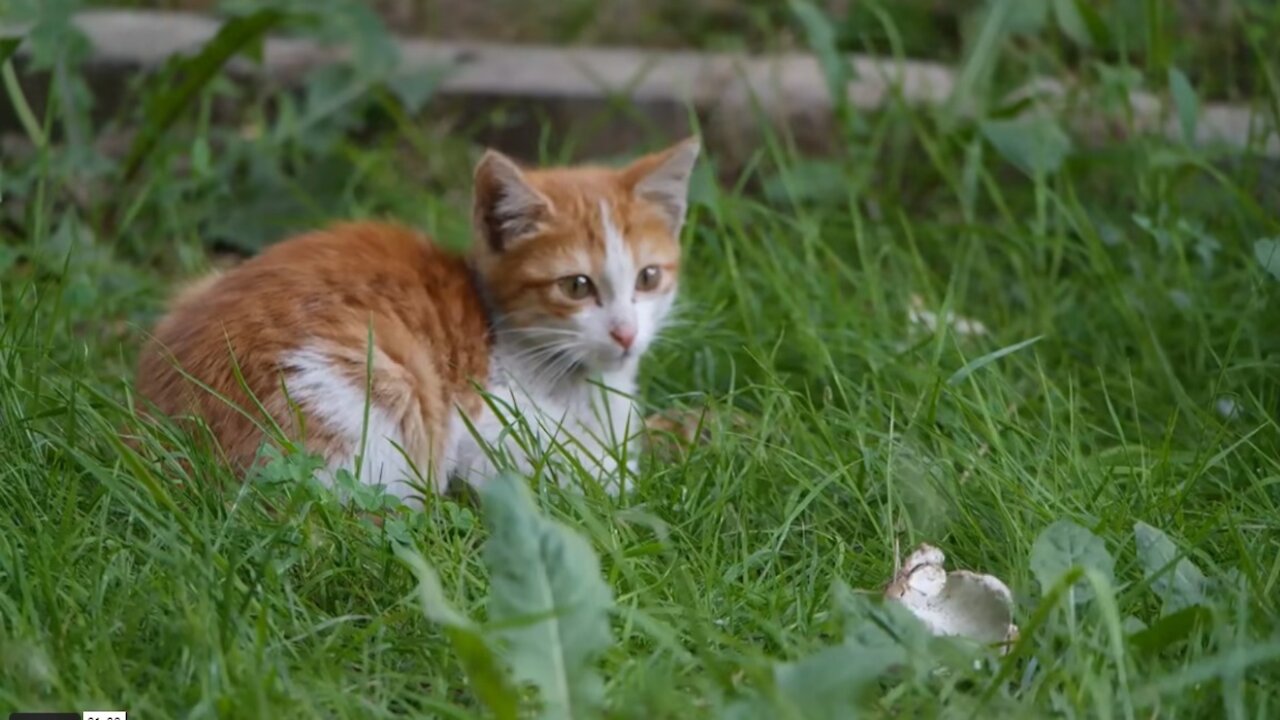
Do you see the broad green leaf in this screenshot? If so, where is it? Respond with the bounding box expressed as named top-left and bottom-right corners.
top-left (981, 117), bottom-right (1072, 178)
top-left (1254, 239), bottom-right (1280, 281)
top-left (207, 151), bottom-right (356, 252)
top-left (298, 64), bottom-right (374, 142)
top-left (1052, 0), bottom-right (1091, 46)
top-left (756, 588), bottom-right (932, 720)
top-left (0, 245), bottom-right (18, 274)
top-left (220, 0), bottom-right (398, 76)
top-left (1005, 0), bottom-right (1050, 35)
top-left (398, 546), bottom-right (476, 630)
top-left (834, 584), bottom-right (930, 663)
top-left (7, 0), bottom-right (90, 69)
top-left (771, 643), bottom-right (883, 720)
top-left (482, 472), bottom-right (613, 720)
top-left (1128, 605), bottom-right (1210, 655)
top-left (1096, 62), bottom-right (1145, 116)
top-left (839, 581), bottom-right (998, 675)
top-left (397, 547), bottom-right (521, 720)
top-left (1029, 520), bottom-right (1115, 605)
top-left (124, 9), bottom-right (286, 181)
top-left (1168, 68), bottom-right (1199, 146)
top-left (1068, 0), bottom-right (1112, 47)
top-left (0, 37), bottom-right (20, 65)
top-left (947, 335), bottom-right (1044, 386)
top-left (386, 64), bottom-right (444, 114)
top-left (1133, 522), bottom-right (1208, 614)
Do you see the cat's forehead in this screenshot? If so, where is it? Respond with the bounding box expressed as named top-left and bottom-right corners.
top-left (503, 200), bottom-right (676, 280)
top-left (530, 170), bottom-right (625, 211)
top-left (527, 173), bottom-right (663, 236)
top-left (491, 167), bottom-right (680, 274)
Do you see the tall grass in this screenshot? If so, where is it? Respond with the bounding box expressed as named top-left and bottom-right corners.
top-left (1, 1), bottom-right (1278, 717)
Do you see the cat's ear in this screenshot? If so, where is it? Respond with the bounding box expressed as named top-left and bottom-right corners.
top-left (473, 149), bottom-right (552, 252)
top-left (624, 136), bottom-right (700, 235)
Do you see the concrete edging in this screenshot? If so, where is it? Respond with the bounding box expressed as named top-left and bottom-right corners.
top-left (8, 9), bottom-right (1278, 162)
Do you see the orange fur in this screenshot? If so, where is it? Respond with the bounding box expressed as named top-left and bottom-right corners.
top-left (137, 222), bottom-right (490, 480)
top-left (136, 138), bottom-right (700, 502)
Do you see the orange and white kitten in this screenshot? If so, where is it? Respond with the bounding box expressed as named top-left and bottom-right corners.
top-left (136, 138), bottom-right (699, 504)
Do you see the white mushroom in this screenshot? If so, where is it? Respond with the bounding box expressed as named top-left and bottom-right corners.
top-left (884, 543), bottom-right (1018, 653)
top-left (907, 295), bottom-right (989, 337)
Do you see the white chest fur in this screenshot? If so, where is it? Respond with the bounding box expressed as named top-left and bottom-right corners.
top-left (444, 346), bottom-right (643, 493)
top-left (284, 339), bottom-right (642, 507)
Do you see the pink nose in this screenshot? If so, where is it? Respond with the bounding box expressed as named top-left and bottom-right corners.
top-left (609, 326), bottom-right (636, 350)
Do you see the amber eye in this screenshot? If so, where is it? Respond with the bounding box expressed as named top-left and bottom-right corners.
top-left (557, 274), bottom-right (595, 300)
top-left (636, 266), bottom-right (662, 292)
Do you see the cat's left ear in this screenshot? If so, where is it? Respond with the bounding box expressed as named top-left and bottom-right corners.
top-left (473, 149), bottom-right (552, 252)
top-left (623, 136), bottom-right (700, 235)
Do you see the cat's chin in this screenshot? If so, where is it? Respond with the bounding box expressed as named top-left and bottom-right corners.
top-left (586, 350), bottom-right (640, 376)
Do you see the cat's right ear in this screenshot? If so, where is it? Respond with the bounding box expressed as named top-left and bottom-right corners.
top-left (473, 150), bottom-right (551, 252)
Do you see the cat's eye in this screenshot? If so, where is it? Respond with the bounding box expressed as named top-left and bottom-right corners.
top-left (636, 266), bottom-right (662, 292)
top-left (557, 274), bottom-right (595, 300)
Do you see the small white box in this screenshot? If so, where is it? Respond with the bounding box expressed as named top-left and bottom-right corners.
top-left (83, 713), bottom-right (127, 720)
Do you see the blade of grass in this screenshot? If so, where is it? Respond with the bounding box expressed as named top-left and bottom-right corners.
top-left (947, 335), bottom-right (1045, 386)
top-left (2, 37), bottom-right (46, 148)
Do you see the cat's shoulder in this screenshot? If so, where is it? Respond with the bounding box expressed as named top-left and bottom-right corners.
top-left (162, 221), bottom-right (474, 320)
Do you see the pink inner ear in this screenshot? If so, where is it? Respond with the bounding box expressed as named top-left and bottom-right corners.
top-left (627, 140), bottom-right (700, 233)
top-left (474, 152), bottom-right (550, 251)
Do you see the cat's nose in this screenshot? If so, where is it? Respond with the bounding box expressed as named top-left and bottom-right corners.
top-left (609, 325), bottom-right (636, 350)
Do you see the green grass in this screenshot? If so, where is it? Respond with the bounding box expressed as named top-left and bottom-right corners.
top-left (3, 2), bottom-right (1280, 718)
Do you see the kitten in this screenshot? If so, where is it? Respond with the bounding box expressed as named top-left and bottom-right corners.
top-left (136, 138), bottom-right (700, 505)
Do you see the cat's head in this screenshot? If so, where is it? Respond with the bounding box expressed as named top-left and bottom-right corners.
top-left (470, 138), bottom-right (699, 378)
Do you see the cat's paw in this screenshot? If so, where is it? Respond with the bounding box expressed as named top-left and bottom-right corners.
top-left (644, 407), bottom-right (712, 446)
top-left (643, 404), bottom-right (748, 459)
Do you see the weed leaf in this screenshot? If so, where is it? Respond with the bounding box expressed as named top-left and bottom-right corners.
top-left (1254, 239), bottom-right (1280, 281)
top-left (981, 117), bottom-right (1072, 178)
top-left (836, 586), bottom-right (931, 662)
top-left (482, 472), bottom-right (613, 720)
top-left (1006, 0), bottom-right (1050, 35)
top-left (1128, 605), bottom-right (1211, 655)
top-left (1133, 522), bottom-right (1207, 615)
top-left (0, 37), bottom-right (21, 65)
top-left (1067, 0), bottom-right (1112, 46)
top-left (1052, 0), bottom-right (1091, 46)
top-left (1167, 68), bottom-right (1199, 146)
top-left (1030, 520), bottom-right (1115, 605)
top-left (386, 64), bottom-right (444, 114)
top-left (7, 0), bottom-right (91, 69)
top-left (397, 547), bottom-right (521, 720)
top-left (771, 643), bottom-right (883, 720)
top-left (741, 588), bottom-right (930, 720)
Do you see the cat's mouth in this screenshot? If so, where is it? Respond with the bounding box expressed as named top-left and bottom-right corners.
top-left (571, 346), bottom-right (632, 375)
top-left (599, 346), bottom-right (636, 370)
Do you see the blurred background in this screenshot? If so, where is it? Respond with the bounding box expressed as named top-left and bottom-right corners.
top-left (93, 0), bottom-right (1278, 97)
top-left (3, 0), bottom-right (1279, 381)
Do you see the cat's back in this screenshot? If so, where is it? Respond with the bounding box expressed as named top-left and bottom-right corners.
top-left (137, 221), bottom-right (491, 466)
top-left (192, 220), bottom-right (479, 319)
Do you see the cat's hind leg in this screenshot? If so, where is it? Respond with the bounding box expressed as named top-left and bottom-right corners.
top-left (281, 329), bottom-right (449, 504)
